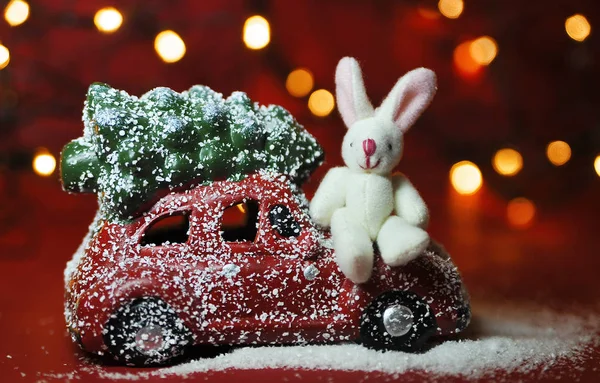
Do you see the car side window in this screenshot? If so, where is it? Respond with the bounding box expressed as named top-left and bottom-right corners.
top-left (221, 200), bottom-right (260, 242)
top-left (269, 204), bottom-right (301, 238)
top-left (140, 211), bottom-right (191, 246)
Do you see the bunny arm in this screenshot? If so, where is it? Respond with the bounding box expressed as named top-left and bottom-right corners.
top-left (391, 173), bottom-right (429, 229)
top-left (309, 167), bottom-right (350, 228)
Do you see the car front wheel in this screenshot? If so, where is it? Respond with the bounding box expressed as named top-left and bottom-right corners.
top-left (360, 291), bottom-right (437, 352)
top-left (103, 297), bottom-right (193, 366)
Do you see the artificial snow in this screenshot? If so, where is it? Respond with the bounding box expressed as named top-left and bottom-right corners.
top-left (53, 301), bottom-right (599, 380)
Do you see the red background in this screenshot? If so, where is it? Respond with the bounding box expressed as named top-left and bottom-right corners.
top-left (1, 0), bottom-right (599, 381)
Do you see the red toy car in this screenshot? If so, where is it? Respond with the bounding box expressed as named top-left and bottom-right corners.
top-left (65, 173), bottom-right (470, 365)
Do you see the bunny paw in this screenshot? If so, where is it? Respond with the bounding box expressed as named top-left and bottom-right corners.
top-left (377, 216), bottom-right (430, 267)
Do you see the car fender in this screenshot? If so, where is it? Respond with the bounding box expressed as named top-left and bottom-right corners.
top-left (72, 265), bottom-right (197, 353)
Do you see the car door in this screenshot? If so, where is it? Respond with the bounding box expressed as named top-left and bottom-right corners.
top-left (242, 192), bottom-right (345, 342)
top-left (192, 178), bottom-right (344, 344)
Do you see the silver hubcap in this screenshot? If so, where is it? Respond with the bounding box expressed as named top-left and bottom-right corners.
top-left (383, 304), bottom-right (414, 337)
top-left (134, 325), bottom-right (165, 354)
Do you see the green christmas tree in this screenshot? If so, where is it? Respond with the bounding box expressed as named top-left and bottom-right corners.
top-left (61, 83), bottom-right (324, 222)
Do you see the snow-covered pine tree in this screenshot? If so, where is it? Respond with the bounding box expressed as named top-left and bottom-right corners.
top-left (61, 83), bottom-right (324, 222)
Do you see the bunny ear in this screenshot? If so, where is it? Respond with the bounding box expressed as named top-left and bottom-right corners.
top-left (335, 57), bottom-right (374, 128)
top-left (376, 68), bottom-right (437, 133)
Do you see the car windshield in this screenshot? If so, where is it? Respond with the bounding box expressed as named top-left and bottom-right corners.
top-left (269, 204), bottom-right (301, 238)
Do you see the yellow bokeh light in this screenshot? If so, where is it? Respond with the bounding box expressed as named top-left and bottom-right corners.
top-left (33, 151), bottom-right (56, 177)
top-left (154, 30), bottom-right (186, 63)
top-left (438, 0), bottom-right (463, 19)
top-left (565, 14), bottom-right (591, 42)
top-left (492, 148), bottom-right (523, 176)
top-left (94, 7), bottom-right (123, 33)
top-left (450, 161), bottom-right (483, 195)
top-left (470, 36), bottom-right (498, 65)
top-left (594, 155), bottom-right (600, 177)
top-left (243, 15), bottom-right (270, 50)
top-left (4, 0), bottom-right (29, 26)
top-left (546, 140), bottom-right (571, 166)
top-left (308, 89), bottom-right (335, 117)
top-left (286, 68), bottom-right (314, 97)
top-left (507, 197), bottom-right (536, 228)
top-left (0, 44), bottom-right (9, 70)
top-left (454, 41), bottom-right (481, 76)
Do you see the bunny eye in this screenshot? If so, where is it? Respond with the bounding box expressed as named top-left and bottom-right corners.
top-left (388, 143), bottom-right (393, 151)
top-left (350, 142), bottom-right (353, 147)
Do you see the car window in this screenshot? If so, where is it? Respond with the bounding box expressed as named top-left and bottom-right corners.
top-left (269, 204), bottom-right (301, 238)
top-left (221, 200), bottom-right (260, 242)
top-left (140, 211), bottom-right (191, 246)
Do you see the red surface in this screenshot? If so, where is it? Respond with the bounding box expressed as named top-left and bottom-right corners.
top-left (1, 172), bottom-right (599, 382)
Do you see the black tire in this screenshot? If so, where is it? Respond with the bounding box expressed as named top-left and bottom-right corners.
top-left (360, 291), bottom-right (437, 352)
top-left (103, 297), bottom-right (193, 366)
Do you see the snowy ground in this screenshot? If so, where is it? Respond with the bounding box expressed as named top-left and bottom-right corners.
top-left (57, 301), bottom-right (599, 381)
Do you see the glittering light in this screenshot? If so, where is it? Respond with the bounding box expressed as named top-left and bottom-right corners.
top-left (450, 161), bottom-right (482, 195)
top-left (438, 0), bottom-right (463, 19)
top-left (154, 30), bottom-right (186, 63)
top-left (308, 89), bottom-right (335, 117)
top-left (236, 203), bottom-right (247, 214)
top-left (507, 197), bottom-right (536, 228)
top-left (470, 36), bottom-right (498, 65)
top-left (493, 148), bottom-right (523, 176)
top-left (454, 41), bottom-right (481, 75)
top-left (286, 68), bottom-right (314, 98)
top-left (565, 14), bottom-right (591, 42)
top-left (546, 141), bottom-right (571, 166)
top-left (594, 155), bottom-right (600, 177)
top-left (243, 15), bottom-right (270, 50)
top-left (0, 44), bottom-right (9, 70)
top-left (4, 0), bottom-right (29, 27)
top-left (94, 7), bottom-right (123, 33)
top-left (33, 151), bottom-right (56, 177)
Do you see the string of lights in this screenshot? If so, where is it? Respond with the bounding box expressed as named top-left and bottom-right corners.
top-left (0, 0), bottom-right (598, 232)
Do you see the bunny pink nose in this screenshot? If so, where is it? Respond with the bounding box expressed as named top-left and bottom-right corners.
top-left (362, 139), bottom-right (377, 157)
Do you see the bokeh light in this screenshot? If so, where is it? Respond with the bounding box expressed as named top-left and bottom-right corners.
top-left (565, 14), bottom-right (591, 42)
top-left (454, 41), bottom-right (481, 75)
top-left (450, 161), bottom-right (482, 195)
top-left (32, 151), bottom-right (56, 177)
top-left (546, 140), bottom-right (571, 166)
top-left (0, 43), bottom-right (9, 70)
top-left (94, 7), bottom-right (123, 33)
top-left (493, 148), bottom-right (523, 176)
top-left (4, 0), bottom-right (29, 26)
top-left (417, 7), bottom-right (440, 20)
top-left (286, 68), bottom-right (314, 97)
top-left (308, 89), bottom-right (335, 117)
top-left (507, 197), bottom-right (536, 228)
top-left (470, 36), bottom-right (498, 65)
top-left (243, 15), bottom-right (270, 50)
top-left (438, 0), bottom-right (463, 19)
top-left (154, 30), bottom-right (186, 63)
top-left (594, 155), bottom-right (600, 177)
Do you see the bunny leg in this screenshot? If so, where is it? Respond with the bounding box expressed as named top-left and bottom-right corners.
top-left (330, 207), bottom-right (374, 284)
top-left (377, 216), bottom-right (430, 267)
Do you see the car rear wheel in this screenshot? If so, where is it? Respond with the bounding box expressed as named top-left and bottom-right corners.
top-left (360, 291), bottom-right (436, 352)
top-left (103, 297), bottom-right (193, 366)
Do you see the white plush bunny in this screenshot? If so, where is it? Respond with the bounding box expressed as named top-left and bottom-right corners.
top-left (310, 57), bottom-right (436, 284)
